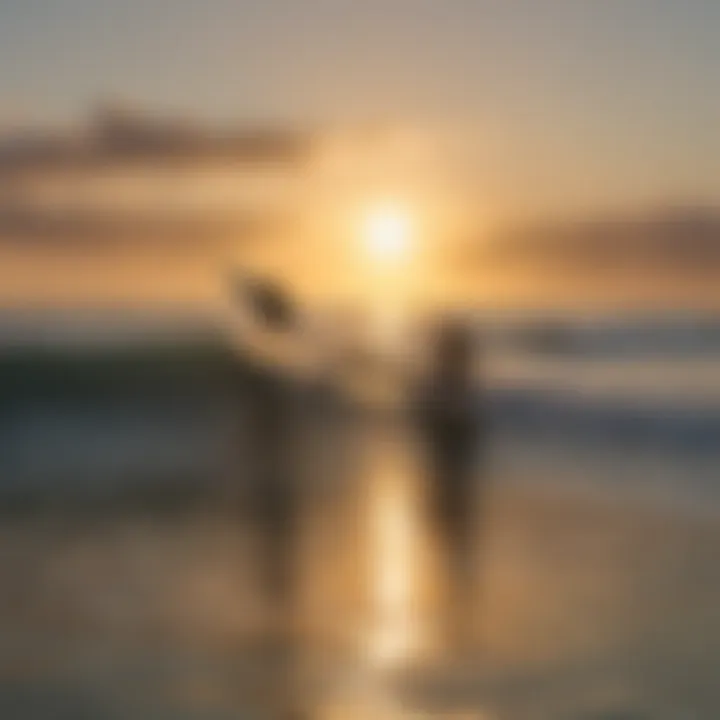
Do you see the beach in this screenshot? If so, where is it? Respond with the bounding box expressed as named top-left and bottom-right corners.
top-left (0, 406), bottom-right (718, 719)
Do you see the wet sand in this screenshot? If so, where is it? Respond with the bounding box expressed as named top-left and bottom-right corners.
top-left (0, 419), bottom-right (719, 719)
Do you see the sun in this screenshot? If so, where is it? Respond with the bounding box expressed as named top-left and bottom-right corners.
top-left (363, 204), bottom-right (413, 262)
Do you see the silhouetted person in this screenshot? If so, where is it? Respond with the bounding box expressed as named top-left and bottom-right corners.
top-left (248, 364), bottom-right (298, 608)
top-left (413, 319), bottom-right (485, 649)
top-left (238, 277), bottom-right (302, 632)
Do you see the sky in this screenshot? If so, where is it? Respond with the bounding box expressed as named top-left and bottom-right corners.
top-left (1, 0), bottom-right (718, 221)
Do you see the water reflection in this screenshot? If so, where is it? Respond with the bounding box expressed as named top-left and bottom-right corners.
top-left (365, 433), bottom-right (423, 667)
top-left (2, 392), bottom-right (720, 719)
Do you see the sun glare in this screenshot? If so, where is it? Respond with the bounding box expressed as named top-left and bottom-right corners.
top-left (363, 205), bottom-right (413, 262)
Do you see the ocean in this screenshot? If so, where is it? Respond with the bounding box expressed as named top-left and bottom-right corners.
top-left (0, 310), bottom-right (719, 718)
top-left (1, 311), bottom-right (719, 512)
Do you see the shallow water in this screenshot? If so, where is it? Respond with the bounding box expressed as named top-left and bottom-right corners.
top-left (1, 409), bottom-right (720, 719)
top-left (1, 315), bottom-right (720, 717)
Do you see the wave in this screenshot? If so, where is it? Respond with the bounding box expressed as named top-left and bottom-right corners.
top-left (491, 387), bottom-right (720, 455)
top-left (491, 315), bottom-right (720, 359)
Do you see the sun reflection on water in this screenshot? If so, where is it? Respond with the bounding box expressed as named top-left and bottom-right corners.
top-left (363, 440), bottom-right (430, 668)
